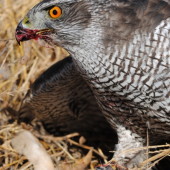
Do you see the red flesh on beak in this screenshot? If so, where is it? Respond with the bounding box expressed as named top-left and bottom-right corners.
top-left (15, 21), bottom-right (52, 45)
top-left (15, 21), bottom-right (41, 45)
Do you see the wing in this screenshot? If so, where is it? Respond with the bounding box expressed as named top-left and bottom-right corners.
top-left (18, 56), bottom-right (115, 137)
top-left (72, 0), bottom-right (170, 140)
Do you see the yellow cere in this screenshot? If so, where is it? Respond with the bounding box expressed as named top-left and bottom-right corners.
top-left (23, 16), bottom-right (31, 28)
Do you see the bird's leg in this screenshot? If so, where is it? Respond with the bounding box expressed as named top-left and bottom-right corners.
top-left (113, 125), bottom-right (146, 168)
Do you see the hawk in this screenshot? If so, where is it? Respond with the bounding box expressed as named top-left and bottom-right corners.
top-left (15, 0), bottom-right (170, 168)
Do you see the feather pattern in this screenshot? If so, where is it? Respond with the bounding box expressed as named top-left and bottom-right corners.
top-left (18, 56), bottom-right (115, 137)
top-left (15, 0), bottom-right (170, 168)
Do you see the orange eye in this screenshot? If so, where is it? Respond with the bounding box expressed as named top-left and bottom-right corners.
top-left (49, 6), bottom-right (62, 19)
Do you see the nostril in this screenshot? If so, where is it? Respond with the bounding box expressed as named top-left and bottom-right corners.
top-left (25, 20), bottom-right (30, 24)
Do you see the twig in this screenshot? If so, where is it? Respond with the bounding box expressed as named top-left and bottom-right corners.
top-left (138, 149), bottom-right (170, 167)
top-left (33, 132), bottom-right (80, 141)
top-left (98, 148), bottom-right (107, 163)
top-left (0, 38), bottom-right (15, 41)
top-left (54, 141), bottom-right (75, 160)
top-left (0, 160), bottom-right (19, 170)
top-left (0, 145), bottom-right (18, 154)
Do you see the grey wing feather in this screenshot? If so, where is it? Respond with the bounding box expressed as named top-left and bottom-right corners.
top-left (18, 56), bottom-right (115, 136)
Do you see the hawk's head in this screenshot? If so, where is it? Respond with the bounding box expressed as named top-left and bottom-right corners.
top-left (15, 0), bottom-right (91, 48)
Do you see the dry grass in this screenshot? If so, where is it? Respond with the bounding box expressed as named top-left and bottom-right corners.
top-left (0, 0), bottom-right (170, 170)
top-left (0, 0), bottom-right (68, 110)
top-left (0, 122), bottom-right (99, 170)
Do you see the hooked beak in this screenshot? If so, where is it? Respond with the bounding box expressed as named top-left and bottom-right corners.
top-left (15, 21), bottom-right (53, 45)
top-left (16, 21), bottom-right (35, 45)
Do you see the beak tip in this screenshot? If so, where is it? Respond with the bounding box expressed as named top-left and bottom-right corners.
top-left (17, 41), bottom-right (21, 46)
top-left (15, 33), bottom-right (21, 45)
top-left (15, 20), bottom-right (24, 45)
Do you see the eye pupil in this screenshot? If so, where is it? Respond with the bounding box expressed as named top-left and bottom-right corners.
top-left (53, 10), bottom-right (57, 15)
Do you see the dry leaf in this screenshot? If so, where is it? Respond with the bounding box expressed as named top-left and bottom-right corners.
top-left (61, 147), bottom-right (93, 170)
top-left (40, 140), bottom-right (49, 150)
top-left (11, 130), bottom-right (55, 170)
top-left (79, 136), bottom-right (86, 145)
